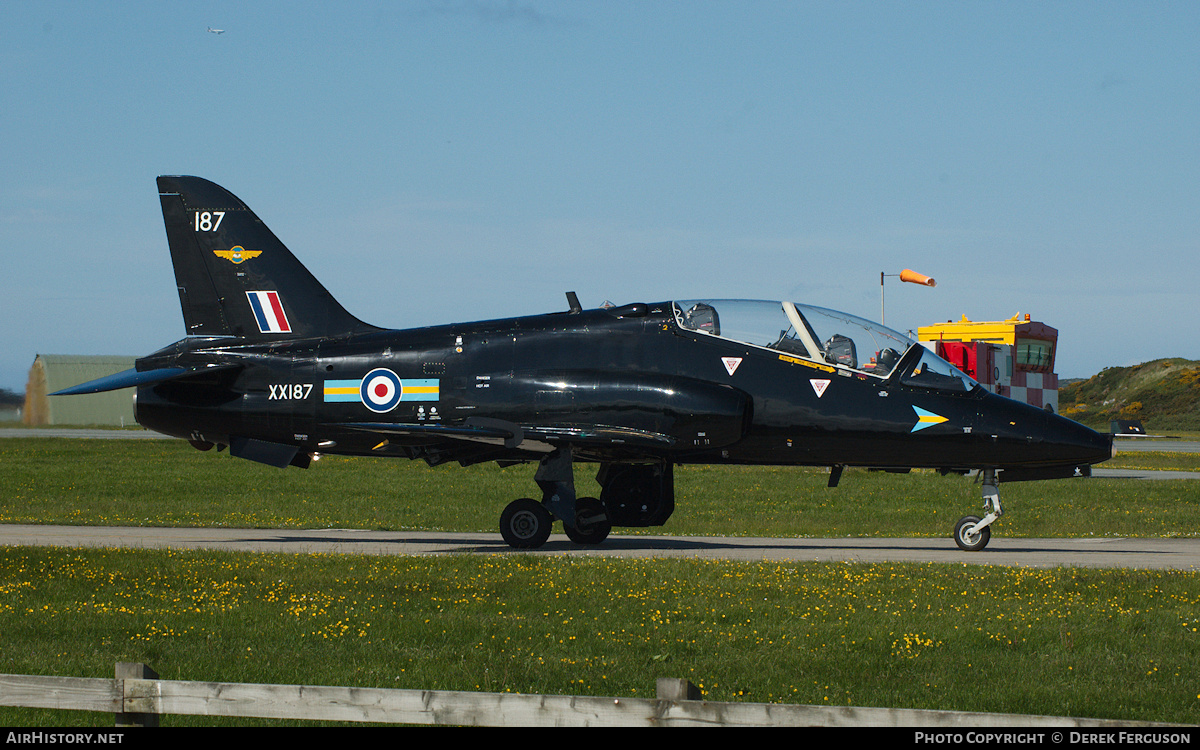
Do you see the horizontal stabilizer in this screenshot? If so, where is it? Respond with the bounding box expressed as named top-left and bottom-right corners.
top-left (49, 364), bottom-right (241, 396)
top-left (49, 367), bottom-right (186, 396)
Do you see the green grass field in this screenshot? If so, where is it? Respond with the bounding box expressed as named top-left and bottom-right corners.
top-left (3, 438), bottom-right (1200, 539)
top-left (2, 437), bottom-right (1199, 726)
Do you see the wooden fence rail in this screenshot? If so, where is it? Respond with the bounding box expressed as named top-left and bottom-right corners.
top-left (0, 663), bottom-right (1174, 728)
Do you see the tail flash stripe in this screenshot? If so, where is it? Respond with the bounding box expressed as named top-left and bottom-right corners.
top-left (246, 293), bottom-right (269, 331)
top-left (266, 292), bottom-right (291, 332)
top-left (246, 291), bottom-right (292, 334)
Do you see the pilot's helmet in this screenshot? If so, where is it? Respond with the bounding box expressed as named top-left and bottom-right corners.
top-left (877, 347), bottom-right (900, 371)
top-left (685, 303), bottom-right (719, 335)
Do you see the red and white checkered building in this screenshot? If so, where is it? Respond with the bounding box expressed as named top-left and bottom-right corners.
top-left (918, 314), bottom-right (1059, 413)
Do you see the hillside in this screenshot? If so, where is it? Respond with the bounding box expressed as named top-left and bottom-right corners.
top-left (1060, 358), bottom-right (1200, 432)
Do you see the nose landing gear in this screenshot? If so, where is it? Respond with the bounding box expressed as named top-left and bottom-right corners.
top-left (954, 468), bottom-right (1002, 552)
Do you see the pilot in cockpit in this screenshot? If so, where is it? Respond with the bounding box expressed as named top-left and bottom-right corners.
top-left (683, 303), bottom-right (720, 336)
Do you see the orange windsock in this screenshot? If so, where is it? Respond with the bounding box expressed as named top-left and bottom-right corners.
top-left (899, 269), bottom-right (936, 287)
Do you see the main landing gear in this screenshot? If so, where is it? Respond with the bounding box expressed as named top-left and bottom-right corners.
top-left (498, 495), bottom-right (612, 548)
top-left (498, 448), bottom-right (674, 550)
top-left (954, 468), bottom-right (1002, 552)
top-left (498, 448), bottom-right (611, 549)
top-left (499, 498), bottom-right (555, 549)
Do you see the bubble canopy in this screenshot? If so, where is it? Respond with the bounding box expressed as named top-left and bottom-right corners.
top-left (672, 299), bottom-right (978, 392)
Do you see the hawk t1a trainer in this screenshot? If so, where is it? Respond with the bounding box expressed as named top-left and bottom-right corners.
top-left (53, 176), bottom-right (1114, 551)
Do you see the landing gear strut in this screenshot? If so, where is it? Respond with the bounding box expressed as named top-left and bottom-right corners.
top-left (954, 468), bottom-right (1002, 551)
top-left (497, 450), bottom-right (677, 549)
top-left (498, 448), bottom-right (612, 549)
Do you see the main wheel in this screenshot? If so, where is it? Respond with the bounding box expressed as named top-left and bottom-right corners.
top-left (564, 496), bottom-right (611, 545)
top-left (500, 498), bottom-right (553, 549)
top-left (954, 515), bottom-right (991, 552)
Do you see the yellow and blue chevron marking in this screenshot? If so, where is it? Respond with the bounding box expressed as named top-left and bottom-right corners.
top-left (911, 406), bottom-right (949, 433)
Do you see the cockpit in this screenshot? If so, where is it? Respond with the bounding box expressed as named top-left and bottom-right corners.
top-left (673, 299), bottom-right (978, 392)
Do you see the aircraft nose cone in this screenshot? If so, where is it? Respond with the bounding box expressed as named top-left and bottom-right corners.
top-left (982, 394), bottom-right (1114, 468)
top-left (1032, 407), bottom-right (1114, 466)
top-left (1055, 415), bottom-right (1114, 466)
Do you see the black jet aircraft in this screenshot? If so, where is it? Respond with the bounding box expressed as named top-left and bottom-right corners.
top-left (53, 176), bottom-right (1114, 551)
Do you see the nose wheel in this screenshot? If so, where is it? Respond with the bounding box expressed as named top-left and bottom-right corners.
top-left (954, 515), bottom-right (991, 551)
top-left (954, 469), bottom-right (1002, 552)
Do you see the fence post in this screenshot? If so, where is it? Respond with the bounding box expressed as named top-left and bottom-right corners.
top-left (115, 662), bottom-right (159, 727)
top-left (656, 678), bottom-right (702, 701)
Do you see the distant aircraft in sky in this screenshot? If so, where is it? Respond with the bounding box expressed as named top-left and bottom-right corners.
top-left (207, 27), bottom-right (224, 34)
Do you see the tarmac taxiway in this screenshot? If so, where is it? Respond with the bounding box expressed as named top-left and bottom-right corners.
top-left (2, 430), bottom-right (1196, 569)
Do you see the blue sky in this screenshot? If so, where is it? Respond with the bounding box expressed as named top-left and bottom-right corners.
top-left (3, 1), bottom-right (1197, 391)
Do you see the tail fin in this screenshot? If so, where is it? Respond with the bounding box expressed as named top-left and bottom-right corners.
top-left (157, 175), bottom-right (379, 340)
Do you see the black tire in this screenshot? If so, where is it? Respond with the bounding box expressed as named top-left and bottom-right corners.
top-left (500, 498), bottom-right (553, 549)
top-left (564, 496), bottom-right (611, 545)
top-left (954, 515), bottom-right (991, 552)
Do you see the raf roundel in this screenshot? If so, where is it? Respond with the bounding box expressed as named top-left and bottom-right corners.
top-left (360, 368), bottom-right (404, 413)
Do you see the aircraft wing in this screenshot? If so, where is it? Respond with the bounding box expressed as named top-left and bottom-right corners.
top-left (339, 418), bottom-right (676, 452)
top-left (337, 372), bottom-right (745, 464)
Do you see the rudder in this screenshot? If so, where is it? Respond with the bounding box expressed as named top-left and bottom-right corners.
top-left (157, 175), bottom-right (377, 340)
